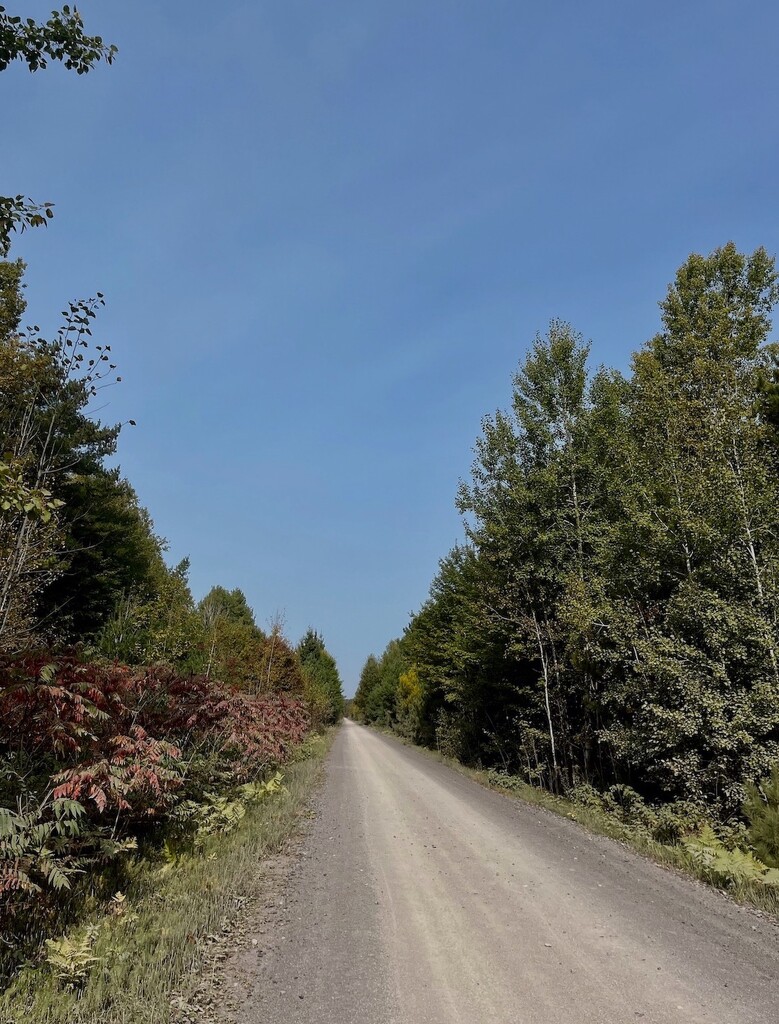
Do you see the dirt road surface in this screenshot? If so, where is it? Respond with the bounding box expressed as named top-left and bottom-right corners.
top-left (223, 720), bottom-right (779, 1024)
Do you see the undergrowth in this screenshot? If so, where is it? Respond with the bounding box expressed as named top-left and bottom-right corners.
top-left (0, 729), bottom-right (335, 1024)
top-left (0, 654), bottom-right (310, 980)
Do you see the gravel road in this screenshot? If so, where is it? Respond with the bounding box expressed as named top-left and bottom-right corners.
top-left (227, 720), bottom-right (779, 1024)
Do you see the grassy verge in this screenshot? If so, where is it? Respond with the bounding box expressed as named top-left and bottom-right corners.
top-left (373, 726), bottom-right (779, 918)
top-left (0, 729), bottom-right (337, 1024)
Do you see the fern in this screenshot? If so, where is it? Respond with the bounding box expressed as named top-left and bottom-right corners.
top-left (683, 825), bottom-right (777, 887)
top-left (743, 764), bottom-right (779, 868)
top-left (44, 925), bottom-right (102, 990)
top-left (239, 771), bottom-right (285, 802)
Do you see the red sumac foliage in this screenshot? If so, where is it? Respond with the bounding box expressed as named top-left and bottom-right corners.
top-left (0, 654), bottom-right (310, 818)
top-left (52, 727), bottom-right (183, 816)
top-left (1, 652), bottom-right (311, 980)
top-left (129, 668), bottom-right (310, 779)
top-left (0, 654), bottom-right (134, 758)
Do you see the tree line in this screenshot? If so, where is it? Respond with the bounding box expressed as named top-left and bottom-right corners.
top-left (0, 252), bottom-right (343, 722)
top-left (0, 2), bottom-right (343, 724)
top-left (0, 5), bottom-right (343, 985)
top-left (356, 243), bottom-right (779, 833)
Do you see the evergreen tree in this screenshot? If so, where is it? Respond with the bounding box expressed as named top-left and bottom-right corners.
top-left (297, 629), bottom-right (344, 725)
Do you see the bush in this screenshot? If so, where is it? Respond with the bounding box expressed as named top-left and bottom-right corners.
top-left (567, 783), bottom-right (604, 810)
top-left (486, 769), bottom-right (526, 793)
top-left (601, 784), bottom-right (658, 833)
top-left (650, 800), bottom-right (710, 845)
top-left (0, 652), bottom-right (310, 981)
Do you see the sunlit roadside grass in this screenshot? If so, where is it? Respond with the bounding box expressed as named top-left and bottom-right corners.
top-left (0, 729), bottom-right (336, 1024)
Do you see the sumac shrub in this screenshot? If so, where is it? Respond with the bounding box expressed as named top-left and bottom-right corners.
top-left (0, 652), bottom-right (310, 979)
top-left (130, 667), bottom-right (309, 784)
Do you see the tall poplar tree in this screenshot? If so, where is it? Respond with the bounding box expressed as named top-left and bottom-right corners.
top-left (608, 244), bottom-right (779, 808)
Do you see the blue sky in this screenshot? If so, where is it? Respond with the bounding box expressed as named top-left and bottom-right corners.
top-left (5, 1), bottom-right (779, 693)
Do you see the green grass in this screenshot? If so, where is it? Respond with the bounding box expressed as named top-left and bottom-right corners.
top-left (0, 729), bottom-right (336, 1024)
top-left (373, 726), bottom-right (779, 918)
